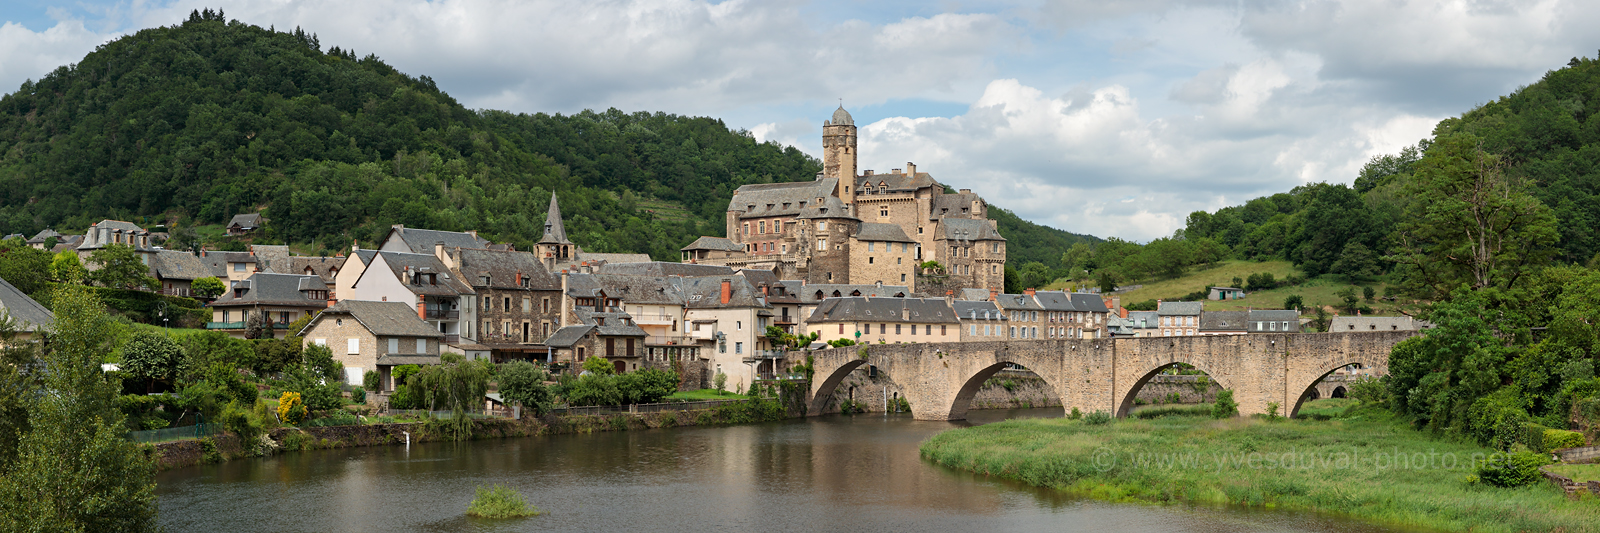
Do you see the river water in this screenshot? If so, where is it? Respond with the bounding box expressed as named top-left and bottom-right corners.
top-left (156, 409), bottom-right (1404, 532)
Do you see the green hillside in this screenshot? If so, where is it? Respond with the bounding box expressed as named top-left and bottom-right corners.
top-left (0, 12), bottom-right (1096, 266)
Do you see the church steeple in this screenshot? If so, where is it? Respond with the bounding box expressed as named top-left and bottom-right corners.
top-left (539, 192), bottom-right (571, 245)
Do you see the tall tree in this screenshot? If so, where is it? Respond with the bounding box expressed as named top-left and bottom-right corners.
top-left (1389, 135), bottom-right (1560, 300)
top-left (87, 244), bottom-right (156, 291)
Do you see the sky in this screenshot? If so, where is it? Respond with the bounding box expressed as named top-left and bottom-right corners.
top-left (1, 0), bottom-right (1596, 242)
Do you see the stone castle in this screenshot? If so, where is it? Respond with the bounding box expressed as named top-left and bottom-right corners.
top-left (681, 106), bottom-right (1006, 294)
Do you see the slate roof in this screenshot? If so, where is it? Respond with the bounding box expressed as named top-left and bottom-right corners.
top-left (49, 235), bottom-right (83, 254)
top-left (581, 253), bottom-right (652, 265)
top-left (250, 245), bottom-right (290, 273)
top-left (211, 273), bottom-right (328, 307)
top-left (150, 250), bottom-right (212, 281)
top-left (25, 229), bottom-right (60, 244)
top-left (562, 273), bottom-right (602, 298)
top-left (1248, 309), bottom-right (1300, 323)
top-left (953, 300), bottom-right (1003, 320)
top-left (1032, 291), bottom-right (1078, 312)
top-left (855, 171), bottom-right (934, 194)
top-left (677, 276), bottom-right (769, 309)
top-left (680, 236), bottom-right (743, 252)
top-left (456, 249), bottom-right (559, 290)
top-left (594, 274), bottom-right (683, 305)
top-left (373, 252), bottom-right (474, 296)
top-left (596, 261), bottom-right (732, 278)
top-left (958, 288), bottom-right (993, 301)
top-left (388, 226), bottom-right (492, 254)
top-left (228, 213), bottom-right (263, 229)
top-left (1071, 293), bottom-right (1111, 313)
top-left (1127, 311), bottom-right (1159, 329)
top-left (936, 217), bottom-right (1005, 241)
top-left (795, 284), bottom-right (911, 303)
top-left (573, 308), bottom-right (648, 337)
top-left (0, 276), bottom-right (53, 332)
top-left (1157, 301), bottom-right (1204, 316)
top-left (538, 192), bottom-right (571, 244)
top-left (288, 257), bottom-right (344, 283)
top-left (830, 105), bottom-right (853, 126)
top-left (930, 192), bottom-right (983, 220)
top-left (1199, 311), bottom-right (1249, 331)
top-left (77, 220), bottom-right (152, 251)
top-left (854, 222), bottom-right (916, 243)
top-left (738, 270), bottom-right (799, 304)
top-left (796, 195), bottom-right (857, 220)
top-left (375, 355), bottom-right (441, 366)
top-left (729, 179), bottom-right (839, 219)
top-left (1329, 316), bottom-right (1432, 332)
top-left (302, 300), bottom-right (443, 338)
top-left (807, 297), bottom-right (959, 324)
top-left (994, 293), bottom-right (1045, 311)
top-left (543, 325), bottom-right (594, 348)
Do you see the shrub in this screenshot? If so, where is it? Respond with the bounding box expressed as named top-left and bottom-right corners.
top-left (1542, 428), bottom-right (1586, 451)
top-left (1266, 401), bottom-right (1281, 419)
top-left (1130, 404), bottom-right (1210, 419)
top-left (1283, 294), bottom-right (1304, 310)
top-left (362, 370), bottom-right (381, 392)
top-left (1346, 376), bottom-right (1389, 407)
top-left (1069, 407), bottom-right (1082, 420)
top-left (350, 387), bottom-right (365, 404)
top-left (392, 364), bottom-right (420, 386)
top-left (277, 391), bottom-right (307, 425)
top-left (1211, 389), bottom-right (1238, 419)
top-left (498, 361), bottom-right (552, 416)
top-left (1475, 450), bottom-right (1549, 488)
top-left (582, 355), bottom-right (614, 375)
top-left (220, 401), bottom-right (263, 451)
top-left (1084, 410), bottom-right (1112, 425)
top-left (299, 382), bottom-right (344, 412)
top-left (713, 372), bottom-right (727, 394)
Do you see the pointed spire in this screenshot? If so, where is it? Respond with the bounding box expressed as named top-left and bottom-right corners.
top-left (539, 192), bottom-right (571, 245)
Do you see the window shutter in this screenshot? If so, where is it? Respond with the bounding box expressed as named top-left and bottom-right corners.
top-left (347, 338), bottom-right (359, 355)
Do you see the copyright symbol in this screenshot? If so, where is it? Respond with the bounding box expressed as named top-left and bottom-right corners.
top-left (1092, 447), bottom-right (1117, 472)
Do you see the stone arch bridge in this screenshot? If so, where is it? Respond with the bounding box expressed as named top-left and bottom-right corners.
top-left (787, 332), bottom-right (1412, 420)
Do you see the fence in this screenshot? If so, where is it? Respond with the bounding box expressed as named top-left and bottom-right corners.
top-left (384, 409), bottom-right (511, 420)
top-left (127, 423), bottom-right (223, 444)
top-left (550, 399), bottom-right (745, 416)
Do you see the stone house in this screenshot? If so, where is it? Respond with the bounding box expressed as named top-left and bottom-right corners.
top-left (208, 273), bottom-right (331, 339)
top-left (1329, 315), bottom-right (1433, 333)
top-left (298, 300), bottom-right (443, 389)
top-left (598, 274), bottom-right (691, 362)
top-left (444, 247), bottom-right (560, 361)
top-left (1248, 309), bottom-right (1301, 333)
top-left (805, 296), bottom-right (960, 345)
top-left (545, 308), bottom-right (649, 374)
top-left (149, 250), bottom-right (213, 297)
top-left (680, 236), bottom-right (744, 263)
top-left (75, 220), bottom-right (157, 266)
top-left (679, 276), bottom-right (775, 389)
top-left (954, 300), bottom-right (1006, 341)
top-left (995, 289), bottom-right (1047, 339)
top-left (227, 213), bottom-right (263, 236)
top-left (786, 282), bottom-right (909, 335)
top-left (1156, 301), bottom-right (1203, 336)
top-left (345, 251), bottom-right (474, 342)
top-left (25, 229), bottom-right (61, 250)
top-left (849, 222), bottom-right (918, 287)
top-left (1030, 291), bottom-right (1111, 340)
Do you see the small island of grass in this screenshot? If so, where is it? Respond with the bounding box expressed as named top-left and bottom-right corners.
top-left (466, 484), bottom-right (541, 519)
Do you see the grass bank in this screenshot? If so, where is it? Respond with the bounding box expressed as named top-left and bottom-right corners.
top-left (920, 407), bottom-right (1600, 532)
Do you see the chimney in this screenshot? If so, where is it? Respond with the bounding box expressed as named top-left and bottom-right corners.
top-left (892, 168), bottom-right (902, 174)
top-left (417, 297), bottom-right (426, 320)
top-left (988, 289), bottom-right (997, 301)
top-left (959, 189), bottom-right (972, 194)
top-left (434, 241), bottom-right (445, 261)
top-left (945, 290), bottom-right (954, 305)
top-left (906, 162), bottom-right (916, 176)
top-left (865, 170), bottom-right (874, 176)
top-left (720, 279), bottom-right (732, 304)
top-left (1024, 288), bottom-right (1036, 296)
top-left (352, 239), bottom-right (359, 253)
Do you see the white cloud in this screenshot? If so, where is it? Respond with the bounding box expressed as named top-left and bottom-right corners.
top-left (0, 20), bottom-right (117, 92)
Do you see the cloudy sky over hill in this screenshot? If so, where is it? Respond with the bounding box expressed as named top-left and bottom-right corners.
top-left (2, 0), bottom-right (1596, 241)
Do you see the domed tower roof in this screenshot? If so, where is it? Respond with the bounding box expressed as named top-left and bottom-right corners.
top-left (830, 105), bottom-right (854, 126)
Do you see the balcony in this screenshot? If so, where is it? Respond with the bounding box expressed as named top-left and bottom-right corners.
top-left (425, 309), bottom-right (459, 320)
top-left (633, 313), bottom-right (676, 326)
top-left (206, 321), bottom-right (245, 330)
top-left (479, 333), bottom-right (538, 345)
top-left (687, 328), bottom-right (716, 341)
top-left (645, 335), bottom-right (697, 346)
top-left (442, 334), bottom-right (460, 344)
top-left (774, 315), bottom-right (796, 325)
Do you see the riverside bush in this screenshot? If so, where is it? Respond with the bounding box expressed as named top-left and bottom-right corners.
top-left (466, 484), bottom-right (540, 518)
top-left (1083, 410), bottom-right (1112, 425)
top-left (1475, 450), bottom-right (1548, 488)
top-left (277, 392), bottom-right (307, 425)
top-left (1130, 404), bottom-right (1211, 419)
top-left (1211, 390), bottom-right (1238, 419)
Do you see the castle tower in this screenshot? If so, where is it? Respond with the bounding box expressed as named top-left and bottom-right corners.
top-left (538, 192), bottom-right (573, 268)
top-left (822, 105), bottom-right (857, 205)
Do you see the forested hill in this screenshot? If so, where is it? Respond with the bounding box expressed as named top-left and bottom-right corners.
top-left (1167, 55), bottom-right (1600, 292)
top-left (0, 12), bottom-right (1095, 266)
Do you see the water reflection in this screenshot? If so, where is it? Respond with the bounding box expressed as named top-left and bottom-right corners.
top-left (157, 409), bottom-right (1406, 532)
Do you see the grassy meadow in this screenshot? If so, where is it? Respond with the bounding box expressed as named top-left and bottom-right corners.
top-left (920, 406), bottom-right (1600, 532)
top-left (1047, 259), bottom-right (1407, 316)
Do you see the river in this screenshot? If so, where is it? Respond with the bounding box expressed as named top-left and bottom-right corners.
top-left (156, 409), bottom-right (1405, 532)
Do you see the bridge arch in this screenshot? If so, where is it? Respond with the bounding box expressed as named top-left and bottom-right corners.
top-left (1115, 361), bottom-right (1234, 418)
top-left (808, 358), bottom-right (867, 415)
top-left (1287, 362), bottom-right (1364, 418)
top-left (944, 361), bottom-right (1067, 420)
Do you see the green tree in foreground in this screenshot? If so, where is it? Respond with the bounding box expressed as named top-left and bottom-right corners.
top-left (190, 276), bottom-right (225, 299)
top-left (0, 286), bottom-right (158, 531)
top-left (120, 330), bottom-right (182, 393)
top-left (498, 361), bottom-right (552, 416)
top-left (582, 355), bottom-right (614, 375)
top-left (48, 250), bottom-right (87, 286)
top-left (88, 244), bottom-right (157, 290)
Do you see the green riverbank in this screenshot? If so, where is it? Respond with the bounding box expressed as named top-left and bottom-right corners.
top-left (920, 407), bottom-right (1600, 532)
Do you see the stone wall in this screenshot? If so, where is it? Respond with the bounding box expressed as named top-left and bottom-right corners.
top-left (813, 366), bottom-right (906, 414)
top-left (1133, 375), bottom-right (1222, 404)
top-left (645, 357), bottom-right (708, 391)
top-left (967, 371), bottom-right (1062, 410)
